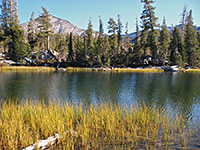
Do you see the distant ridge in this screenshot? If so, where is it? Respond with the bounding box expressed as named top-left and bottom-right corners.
top-left (123, 24), bottom-right (200, 41)
top-left (21, 15), bottom-right (86, 36)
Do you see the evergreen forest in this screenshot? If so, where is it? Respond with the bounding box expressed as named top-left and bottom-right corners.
top-left (0, 0), bottom-right (200, 68)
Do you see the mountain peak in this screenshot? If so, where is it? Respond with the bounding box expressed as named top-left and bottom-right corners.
top-left (21, 14), bottom-right (86, 36)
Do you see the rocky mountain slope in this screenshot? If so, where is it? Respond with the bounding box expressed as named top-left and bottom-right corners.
top-left (21, 15), bottom-right (86, 36)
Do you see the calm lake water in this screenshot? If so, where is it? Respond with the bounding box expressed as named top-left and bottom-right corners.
top-left (0, 72), bottom-right (200, 118)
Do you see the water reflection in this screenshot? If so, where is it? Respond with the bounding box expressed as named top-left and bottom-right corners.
top-left (0, 72), bottom-right (199, 118)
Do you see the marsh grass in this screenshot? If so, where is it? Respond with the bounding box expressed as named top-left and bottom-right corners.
top-left (0, 66), bottom-right (55, 72)
top-left (0, 100), bottom-right (199, 149)
top-left (66, 67), bottom-right (164, 73)
top-left (185, 69), bottom-right (200, 72)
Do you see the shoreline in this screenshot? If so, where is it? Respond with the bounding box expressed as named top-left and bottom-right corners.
top-left (0, 66), bottom-right (200, 73)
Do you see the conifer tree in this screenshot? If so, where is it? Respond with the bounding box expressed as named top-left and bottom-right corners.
top-left (0, 25), bottom-right (5, 52)
top-left (28, 11), bottom-right (37, 51)
top-left (0, 25), bottom-right (3, 39)
top-left (170, 26), bottom-right (184, 65)
top-left (104, 35), bottom-right (111, 66)
top-left (140, 0), bottom-right (159, 58)
top-left (124, 22), bottom-right (130, 50)
top-left (184, 10), bottom-right (199, 66)
top-left (56, 35), bottom-right (68, 61)
top-left (117, 14), bottom-right (122, 54)
top-left (124, 22), bottom-right (131, 65)
top-left (83, 34), bottom-right (88, 62)
top-left (94, 32), bottom-right (98, 59)
top-left (85, 18), bottom-right (94, 65)
top-left (0, 0), bottom-right (29, 60)
top-left (97, 16), bottom-right (104, 66)
top-left (68, 32), bottom-right (74, 62)
top-left (38, 6), bottom-right (53, 51)
top-left (8, 23), bottom-right (30, 60)
top-left (180, 5), bottom-right (187, 41)
top-left (7, 0), bottom-right (14, 23)
top-left (134, 18), bottom-right (141, 61)
top-left (198, 32), bottom-right (200, 48)
top-left (0, 0), bottom-right (8, 32)
top-left (14, 0), bottom-right (18, 23)
top-left (0, 0), bottom-right (10, 53)
top-left (107, 17), bottom-right (118, 64)
top-left (76, 36), bottom-right (85, 65)
top-left (159, 17), bottom-right (171, 64)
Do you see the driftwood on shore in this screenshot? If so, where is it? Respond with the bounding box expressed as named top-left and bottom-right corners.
top-left (23, 130), bottom-right (76, 150)
top-left (23, 133), bottom-right (59, 150)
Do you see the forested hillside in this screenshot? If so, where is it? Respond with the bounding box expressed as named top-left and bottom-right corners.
top-left (0, 0), bottom-right (200, 67)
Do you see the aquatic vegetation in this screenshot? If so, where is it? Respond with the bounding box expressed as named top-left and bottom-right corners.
top-left (66, 67), bottom-right (164, 73)
top-left (185, 69), bottom-right (200, 72)
top-left (0, 100), bottom-right (199, 149)
top-left (0, 66), bottom-right (55, 72)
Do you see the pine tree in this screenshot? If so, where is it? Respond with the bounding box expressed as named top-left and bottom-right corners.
top-left (124, 22), bottom-right (132, 65)
top-left (8, 23), bottom-right (30, 60)
top-left (159, 17), bottom-right (171, 64)
top-left (76, 36), bottom-right (85, 65)
top-left (0, 0), bottom-right (8, 32)
top-left (0, 25), bottom-right (5, 52)
top-left (134, 18), bottom-right (141, 61)
top-left (14, 0), bottom-right (18, 23)
top-left (107, 17), bottom-right (118, 64)
top-left (38, 6), bottom-right (53, 51)
top-left (184, 10), bottom-right (199, 66)
top-left (0, 0), bottom-right (10, 53)
top-left (124, 22), bottom-right (130, 50)
top-left (180, 5), bottom-right (187, 41)
top-left (83, 33), bottom-right (87, 62)
top-left (0, 24), bottom-right (5, 42)
top-left (54, 34), bottom-right (68, 61)
top-left (68, 32), bottom-right (74, 63)
top-left (170, 26), bottom-right (184, 65)
top-left (97, 16), bottom-right (104, 66)
top-left (28, 11), bottom-right (37, 51)
top-left (0, 0), bottom-right (29, 60)
top-left (104, 35), bottom-right (111, 66)
top-left (198, 32), bottom-right (200, 48)
top-left (94, 32), bottom-right (98, 60)
top-left (140, 0), bottom-right (159, 59)
top-left (85, 18), bottom-right (94, 66)
top-left (117, 14), bottom-right (123, 54)
top-left (7, 0), bottom-right (14, 23)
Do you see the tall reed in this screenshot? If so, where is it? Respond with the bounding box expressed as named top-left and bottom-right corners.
top-left (0, 66), bottom-right (55, 72)
top-left (0, 100), bottom-right (199, 149)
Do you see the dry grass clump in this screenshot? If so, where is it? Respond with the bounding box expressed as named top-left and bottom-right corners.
top-left (0, 100), bottom-right (199, 149)
top-left (0, 66), bottom-right (55, 72)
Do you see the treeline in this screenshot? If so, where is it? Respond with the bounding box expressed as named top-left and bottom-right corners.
top-left (0, 0), bottom-right (200, 67)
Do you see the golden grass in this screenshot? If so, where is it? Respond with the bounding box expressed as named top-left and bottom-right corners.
top-left (66, 67), bottom-right (164, 73)
top-left (185, 69), bottom-right (200, 72)
top-left (0, 66), bottom-right (55, 72)
top-left (0, 100), bottom-right (199, 149)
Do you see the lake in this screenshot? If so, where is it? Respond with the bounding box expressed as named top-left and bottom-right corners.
top-left (0, 71), bottom-right (200, 118)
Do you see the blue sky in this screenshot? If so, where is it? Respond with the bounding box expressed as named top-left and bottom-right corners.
top-left (4, 0), bottom-right (200, 33)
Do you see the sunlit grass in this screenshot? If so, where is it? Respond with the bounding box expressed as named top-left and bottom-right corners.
top-left (0, 100), bottom-right (199, 149)
top-left (185, 69), bottom-right (200, 72)
top-left (66, 67), bottom-right (164, 72)
top-left (0, 66), bottom-right (55, 72)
